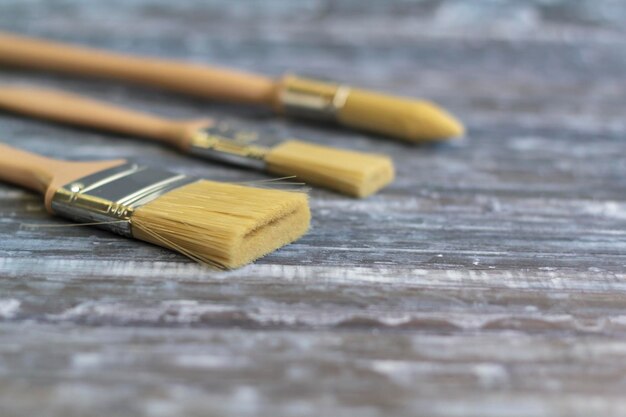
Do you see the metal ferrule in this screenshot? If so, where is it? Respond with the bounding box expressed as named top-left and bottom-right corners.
top-left (50, 163), bottom-right (198, 237)
top-left (188, 125), bottom-right (269, 171)
top-left (279, 75), bottom-right (351, 121)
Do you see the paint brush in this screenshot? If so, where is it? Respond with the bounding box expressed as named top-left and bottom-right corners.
top-left (0, 31), bottom-right (464, 142)
top-left (0, 85), bottom-right (394, 198)
top-left (0, 143), bottom-right (310, 268)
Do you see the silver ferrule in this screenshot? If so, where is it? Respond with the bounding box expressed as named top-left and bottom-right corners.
top-left (50, 163), bottom-right (198, 237)
top-left (279, 75), bottom-right (351, 121)
top-left (188, 125), bottom-right (269, 171)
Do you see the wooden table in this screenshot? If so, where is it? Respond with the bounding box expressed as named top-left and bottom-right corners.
top-left (1, 1), bottom-right (625, 416)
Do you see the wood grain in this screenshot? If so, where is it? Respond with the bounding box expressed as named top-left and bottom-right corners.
top-left (1, 1), bottom-right (626, 416)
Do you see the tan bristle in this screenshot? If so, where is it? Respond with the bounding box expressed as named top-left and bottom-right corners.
top-left (338, 88), bottom-right (465, 142)
top-left (265, 140), bottom-right (395, 198)
top-left (130, 180), bottom-right (310, 268)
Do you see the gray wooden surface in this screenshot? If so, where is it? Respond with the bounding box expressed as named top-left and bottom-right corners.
top-left (1, 1), bottom-right (626, 416)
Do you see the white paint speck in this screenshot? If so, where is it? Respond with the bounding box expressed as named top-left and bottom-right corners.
top-left (473, 363), bottom-right (509, 388)
top-left (72, 353), bottom-right (103, 369)
top-left (175, 354), bottom-right (247, 369)
top-left (0, 299), bottom-right (20, 319)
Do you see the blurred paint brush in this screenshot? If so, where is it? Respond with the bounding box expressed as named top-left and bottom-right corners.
top-left (0, 85), bottom-right (394, 197)
top-left (0, 31), bottom-right (464, 143)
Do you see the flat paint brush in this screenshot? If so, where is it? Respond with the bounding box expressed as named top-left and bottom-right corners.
top-left (0, 86), bottom-right (394, 198)
top-left (0, 143), bottom-right (310, 268)
top-left (0, 31), bottom-right (464, 142)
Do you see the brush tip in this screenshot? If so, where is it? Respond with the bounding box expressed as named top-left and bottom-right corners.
top-left (408, 100), bottom-right (465, 140)
top-left (266, 140), bottom-right (394, 198)
top-left (338, 88), bottom-right (465, 142)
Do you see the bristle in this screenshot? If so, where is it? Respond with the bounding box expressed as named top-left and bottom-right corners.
top-left (265, 140), bottom-right (395, 198)
top-left (338, 88), bottom-right (465, 142)
top-left (130, 180), bottom-right (310, 268)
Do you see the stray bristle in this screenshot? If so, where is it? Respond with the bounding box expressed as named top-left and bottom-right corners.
top-left (266, 140), bottom-right (395, 198)
top-left (130, 180), bottom-right (310, 268)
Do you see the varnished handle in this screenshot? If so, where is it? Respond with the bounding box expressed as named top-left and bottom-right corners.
top-left (0, 142), bottom-right (124, 210)
top-left (0, 86), bottom-right (211, 150)
top-left (0, 31), bottom-right (277, 104)
top-left (0, 143), bottom-right (65, 193)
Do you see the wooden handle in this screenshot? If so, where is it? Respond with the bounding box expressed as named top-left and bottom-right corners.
top-left (0, 143), bottom-right (64, 193)
top-left (0, 85), bottom-right (212, 149)
top-left (0, 142), bottom-right (125, 210)
top-left (0, 31), bottom-right (277, 105)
